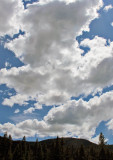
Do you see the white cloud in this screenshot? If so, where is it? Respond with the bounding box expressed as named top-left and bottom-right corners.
top-left (2, 36), bottom-right (113, 106)
top-left (1, 91), bottom-right (113, 140)
top-left (1, 0), bottom-right (113, 142)
top-left (111, 22), bottom-right (113, 27)
top-left (106, 119), bottom-right (113, 131)
top-left (34, 103), bottom-right (43, 110)
top-left (24, 103), bottom-right (42, 114)
top-left (0, 0), bottom-right (105, 107)
top-left (5, 0), bottom-right (103, 65)
top-left (0, 0), bottom-right (103, 106)
top-left (2, 94), bottom-right (30, 107)
top-left (104, 5), bottom-right (113, 12)
top-left (90, 135), bottom-right (99, 144)
top-left (10, 113), bottom-right (38, 123)
top-left (24, 107), bottom-right (35, 114)
top-left (0, 0), bottom-right (24, 36)
top-left (14, 109), bottom-right (20, 114)
top-left (5, 62), bottom-right (11, 68)
top-left (37, 0), bottom-right (103, 7)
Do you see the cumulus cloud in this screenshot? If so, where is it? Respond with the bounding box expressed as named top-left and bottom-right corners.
top-left (111, 22), bottom-right (113, 27)
top-left (106, 119), bottom-right (113, 131)
top-left (0, 0), bottom-right (24, 36)
top-left (24, 107), bottom-right (35, 114)
top-left (6, 0), bottom-right (103, 65)
top-left (2, 36), bottom-right (113, 106)
top-left (34, 103), bottom-right (43, 110)
top-left (1, 91), bottom-right (113, 140)
top-left (103, 4), bottom-right (113, 12)
top-left (14, 109), bottom-right (20, 114)
top-left (1, 0), bottom-right (113, 141)
top-left (2, 94), bottom-right (30, 107)
top-left (24, 104), bottom-right (42, 114)
top-left (0, 0), bottom-right (103, 106)
top-left (5, 62), bottom-right (11, 68)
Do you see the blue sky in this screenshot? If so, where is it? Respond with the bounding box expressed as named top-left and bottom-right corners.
top-left (0, 0), bottom-right (113, 144)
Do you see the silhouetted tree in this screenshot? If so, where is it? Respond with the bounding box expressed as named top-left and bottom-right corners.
top-left (1, 134), bottom-right (113, 160)
top-left (4, 132), bottom-right (7, 138)
top-left (65, 146), bottom-right (70, 160)
top-left (60, 137), bottom-right (65, 160)
top-left (33, 138), bottom-right (39, 160)
top-left (79, 145), bottom-right (85, 160)
top-left (38, 143), bottom-right (43, 160)
top-left (99, 146), bottom-right (106, 160)
top-left (99, 132), bottom-right (106, 146)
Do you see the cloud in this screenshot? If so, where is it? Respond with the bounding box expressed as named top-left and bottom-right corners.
top-left (90, 135), bottom-right (99, 144)
top-left (1, 91), bottom-right (113, 140)
top-left (0, 0), bottom-right (24, 36)
top-left (103, 5), bottom-right (113, 12)
top-left (10, 113), bottom-right (38, 124)
top-left (24, 104), bottom-right (42, 114)
top-left (6, 0), bottom-right (103, 65)
top-left (5, 62), bottom-right (11, 68)
top-left (106, 119), bottom-right (113, 131)
top-left (111, 22), bottom-right (113, 27)
top-left (24, 107), bottom-right (36, 114)
top-left (14, 109), bottom-right (20, 114)
top-left (2, 36), bottom-right (113, 106)
top-left (2, 94), bottom-right (30, 107)
top-left (1, 0), bottom-right (113, 141)
top-left (34, 103), bottom-right (43, 110)
top-left (0, 0), bottom-right (103, 106)
top-left (37, 0), bottom-right (103, 7)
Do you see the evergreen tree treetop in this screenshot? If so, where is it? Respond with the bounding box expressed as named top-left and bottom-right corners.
top-left (98, 132), bottom-right (107, 146)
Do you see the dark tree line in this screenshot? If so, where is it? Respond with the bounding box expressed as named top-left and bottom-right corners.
top-left (0, 133), bottom-right (113, 160)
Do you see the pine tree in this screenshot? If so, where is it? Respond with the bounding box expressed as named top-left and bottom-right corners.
top-left (13, 143), bottom-right (23, 160)
top-left (55, 136), bottom-right (61, 160)
top-left (79, 145), bottom-right (85, 160)
top-left (43, 143), bottom-right (48, 160)
top-left (99, 132), bottom-right (106, 146)
top-left (60, 138), bottom-right (65, 160)
top-left (22, 136), bottom-right (26, 142)
top-left (4, 132), bottom-right (8, 138)
top-left (99, 146), bottom-right (106, 160)
top-left (33, 138), bottom-right (39, 160)
top-left (7, 145), bottom-right (13, 160)
top-left (26, 144), bottom-right (32, 160)
top-left (9, 135), bottom-right (12, 141)
top-left (89, 146), bottom-right (96, 159)
top-left (65, 146), bottom-right (70, 160)
top-left (38, 143), bottom-right (43, 160)
top-left (22, 136), bottom-right (27, 159)
top-left (49, 141), bottom-right (56, 160)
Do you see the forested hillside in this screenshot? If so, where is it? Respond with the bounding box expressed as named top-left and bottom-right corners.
top-left (0, 133), bottom-right (113, 160)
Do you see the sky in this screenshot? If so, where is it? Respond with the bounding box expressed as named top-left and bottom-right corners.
top-left (0, 0), bottom-right (113, 144)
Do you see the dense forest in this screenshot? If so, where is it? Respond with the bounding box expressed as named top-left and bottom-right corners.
top-left (0, 132), bottom-right (113, 160)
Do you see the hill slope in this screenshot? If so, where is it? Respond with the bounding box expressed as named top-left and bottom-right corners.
top-left (0, 136), bottom-right (113, 160)
top-left (39, 137), bottom-right (97, 148)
